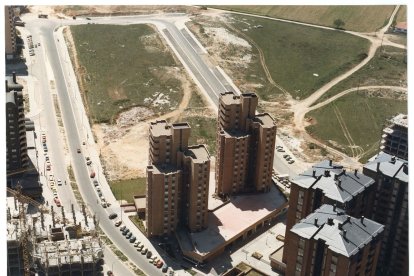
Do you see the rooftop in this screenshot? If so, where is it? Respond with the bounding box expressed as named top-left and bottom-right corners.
top-left (291, 204), bottom-right (384, 257)
top-left (291, 160), bottom-right (375, 203)
top-left (389, 113), bottom-right (408, 128)
top-left (6, 75), bottom-right (24, 92)
top-left (149, 120), bottom-right (170, 137)
top-left (395, 22), bottom-right (407, 30)
top-left (364, 152), bottom-right (408, 183)
top-left (184, 145), bottom-right (210, 163)
top-left (178, 184), bottom-right (287, 257)
top-left (147, 163), bottom-right (181, 174)
top-left (172, 122), bottom-right (190, 130)
top-left (220, 91), bottom-right (241, 105)
top-left (252, 113), bottom-right (275, 128)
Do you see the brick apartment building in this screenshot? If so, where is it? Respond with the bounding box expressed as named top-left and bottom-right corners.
top-left (5, 6), bottom-right (17, 59)
top-left (380, 114), bottom-right (408, 160)
top-left (6, 81), bottom-right (28, 173)
top-left (285, 204), bottom-right (384, 276)
top-left (363, 153), bottom-right (408, 276)
top-left (146, 120), bottom-right (210, 237)
top-left (215, 91), bottom-right (276, 198)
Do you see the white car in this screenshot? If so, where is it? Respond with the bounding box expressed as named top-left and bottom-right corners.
top-left (57, 179), bottom-right (62, 186)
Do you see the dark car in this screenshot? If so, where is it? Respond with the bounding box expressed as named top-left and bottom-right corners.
top-left (122, 228), bottom-right (129, 235)
top-left (146, 251), bottom-right (152, 258)
top-left (120, 226), bottom-right (126, 232)
top-left (108, 213), bottom-right (117, 220)
top-left (130, 236), bottom-right (136, 243)
top-left (162, 264), bottom-right (168, 272)
top-left (126, 232), bottom-right (132, 239)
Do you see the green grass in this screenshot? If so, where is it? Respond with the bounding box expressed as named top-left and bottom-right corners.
top-left (306, 92), bottom-right (407, 162)
top-left (130, 215), bottom-right (146, 234)
top-left (213, 5), bottom-right (395, 32)
top-left (177, 115), bottom-right (217, 155)
top-left (109, 178), bottom-right (146, 204)
top-left (229, 14), bottom-right (370, 100)
top-left (316, 46), bottom-right (407, 104)
top-left (70, 24), bottom-right (182, 123)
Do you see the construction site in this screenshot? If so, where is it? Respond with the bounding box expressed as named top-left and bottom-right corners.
top-left (6, 188), bottom-right (104, 276)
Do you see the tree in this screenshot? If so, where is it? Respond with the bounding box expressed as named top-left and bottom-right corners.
top-left (333, 19), bottom-right (345, 29)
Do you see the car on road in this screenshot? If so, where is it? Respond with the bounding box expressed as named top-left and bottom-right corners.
top-left (126, 232), bottom-right (132, 239)
top-left (90, 171), bottom-right (95, 178)
top-left (54, 197), bottom-right (61, 207)
top-left (77, 148), bottom-right (81, 153)
top-left (288, 160), bottom-right (295, 164)
top-left (101, 201), bottom-right (107, 208)
top-left (86, 160), bottom-right (92, 165)
top-left (162, 264), bottom-right (168, 272)
top-left (134, 241), bottom-right (141, 247)
top-left (86, 17), bottom-right (91, 20)
top-left (93, 180), bottom-right (99, 186)
top-left (97, 190), bottom-right (103, 197)
top-left (141, 248), bottom-right (148, 255)
top-left (283, 154), bottom-right (289, 158)
top-left (122, 228), bottom-right (130, 235)
top-left (107, 271), bottom-right (113, 276)
top-left (115, 220), bottom-right (122, 227)
top-left (57, 179), bottom-right (62, 186)
top-left (108, 213), bottom-right (117, 220)
top-left (156, 260), bottom-right (163, 268)
top-left (146, 251), bottom-right (152, 258)
top-left (53, 191), bottom-right (58, 197)
top-left (137, 245), bottom-right (144, 251)
top-left (45, 156), bottom-right (49, 161)
top-left (130, 236), bottom-right (136, 243)
top-left (120, 226), bottom-right (126, 232)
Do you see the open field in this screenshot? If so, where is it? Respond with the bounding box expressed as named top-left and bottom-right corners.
top-left (55, 5), bottom-right (197, 16)
top-left (70, 24), bottom-right (182, 123)
top-left (228, 14), bottom-right (370, 100)
top-left (315, 46), bottom-right (407, 104)
top-left (306, 92), bottom-right (407, 163)
top-left (176, 115), bottom-right (217, 155)
top-left (109, 178), bottom-right (146, 203)
top-left (395, 5), bottom-right (407, 22)
top-left (213, 5), bottom-right (395, 32)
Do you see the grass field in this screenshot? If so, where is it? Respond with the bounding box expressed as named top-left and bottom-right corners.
top-left (109, 177), bottom-right (146, 203)
top-left (306, 92), bottom-right (407, 162)
top-left (176, 115), bottom-right (217, 155)
top-left (70, 24), bottom-right (182, 123)
top-left (316, 46), bottom-right (407, 104)
top-left (229, 14), bottom-right (370, 100)
top-left (395, 5), bottom-right (407, 22)
top-left (214, 5), bottom-right (395, 32)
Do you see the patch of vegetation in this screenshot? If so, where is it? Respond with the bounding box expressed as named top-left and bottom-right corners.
top-left (229, 14), bottom-right (370, 100)
top-left (213, 6), bottom-right (395, 32)
top-left (316, 46), bottom-right (407, 104)
top-left (188, 88), bottom-right (207, 108)
top-left (177, 115), bottom-right (217, 155)
top-left (306, 92), bottom-right (407, 161)
top-left (114, 249), bottom-right (128, 262)
top-left (395, 5), bottom-right (406, 22)
top-left (109, 178), bottom-right (146, 203)
top-left (70, 24), bottom-right (183, 123)
top-left (130, 215), bottom-right (146, 234)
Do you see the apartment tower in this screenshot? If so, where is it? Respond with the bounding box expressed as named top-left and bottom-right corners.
top-left (5, 6), bottom-right (16, 59)
top-left (285, 204), bottom-right (384, 276)
top-left (146, 121), bottom-right (210, 237)
top-left (6, 87), bottom-right (29, 173)
top-left (380, 114), bottom-right (407, 160)
top-left (283, 160), bottom-right (376, 263)
top-left (215, 91), bottom-right (276, 198)
top-left (363, 153), bottom-right (408, 276)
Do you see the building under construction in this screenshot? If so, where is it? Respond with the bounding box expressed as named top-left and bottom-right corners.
top-left (6, 195), bottom-right (103, 276)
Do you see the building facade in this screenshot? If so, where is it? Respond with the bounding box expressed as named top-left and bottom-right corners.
top-left (6, 89), bottom-right (29, 173)
top-left (363, 153), bottom-right (408, 276)
top-left (5, 6), bottom-right (17, 59)
top-left (215, 92), bottom-right (276, 198)
top-left (285, 204), bottom-right (384, 276)
top-left (380, 114), bottom-right (408, 160)
top-left (146, 121), bottom-right (210, 237)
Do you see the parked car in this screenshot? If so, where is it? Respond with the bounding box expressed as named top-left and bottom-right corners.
top-left (115, 220), bottom-right (122, 227)
top-left (86, 160), bottom-right (92, 165)
top-left (126, 232), bottom-right (132, 239)
top-left (156, 260), bottom-right (163, 268)
top-left (137, 245), bottom-right (144, 252)
top-left (107, 271), bottom-right (113, 276)
top-left (130, 236), bottom-right (136, 243)
top-left (141, 248), bottom-right (148, 255)
top-left (93, 180), bottom-right (99, 186)
top-left (77, 148), bottom-right (81, 153)
top-left (90, 171), bottom-right (95, 178)
top-left (288, 160), bottom-right (295, 164)
top-left (57, 179), bottom-right (62, 186)
top-left (134, 241), bottom-right (141, 247)
top-left (101, 202), bottom-right (107, 208)
top-left (162, 264), bottom-right (168, 272)
top-left (120, 226), bottom-right (126, 232)
top-left (108, 213), bottom-right (117, 220)
top-left (54, 197), bottom-right (61, 207)
top-left (146, 251), bottom-right (152, 258)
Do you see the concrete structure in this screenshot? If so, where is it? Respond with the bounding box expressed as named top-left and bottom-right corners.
top-left (6, 73), bottom-right (24, 92)
top-left (177, 183), bottom-right (287, 263)
top-left (285, 204), bottom-right (384, 276)
top-left (363, 153), bottom-right (408, 276)
top-left (380, 113), bottom-right (408, 160)
top-left (145, 121), bottom-right (210, 237)
top-left (5, 6), bottom-right (17, 59)
top-left (215, 92), bottom-right (276, 198)
top-left (6, 196), bottom-right (102, 276)
top-left (6, 86), bottom-right (29, 173)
